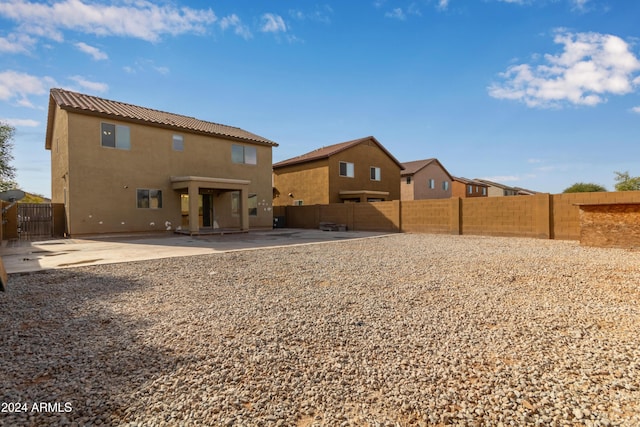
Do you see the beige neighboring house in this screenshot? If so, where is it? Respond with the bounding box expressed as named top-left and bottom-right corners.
top-left (45, 88), bottom-right (278, 236)
top-left (475, 179), bottom-right (522, 197)
top-left (401, 158), bottom-right (453, 200)
top-left (273, 136), bottom-right (403, 205)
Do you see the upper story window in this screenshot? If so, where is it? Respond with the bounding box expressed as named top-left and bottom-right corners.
top-left (232, 144), bottom-right (257, 164)
top-left (173, 135), bottom-right (184, 151)
top-left (442, 181), bottom-right (449, 191)
top-left (468, 185), bottom-right (473, 194)
top-left (406, 176), bottom-right (411, 184)
top-left (482, 187), bottom-right (487, 196)
top-left (428, 179), bottom-right (435, 189)
top-left (339, 161), bottom-right (354, 178)
top-left (101, 123), bottom-right (130, 150)
top-left (137, 189), bottom-right (162, 209)
top-left (370, 167), bottom-right (381, 181)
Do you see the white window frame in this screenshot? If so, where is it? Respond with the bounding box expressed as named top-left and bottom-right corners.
top-left (428, 179), bottom-right (435, 189)
top-left (137, 189), bottom-right (162, 209)
top-left (442, 181), bottom-right (449, 191)
top-left (173, 134), bottom-right (184, 151)
top-left (370, 166), bottom-right (381, 181)
top-left (339, 161), bottom-right (355, 178)
top-left (232, 144), bottom-right (257, 165)
top-left (101, 122), bottom-right (130, 150)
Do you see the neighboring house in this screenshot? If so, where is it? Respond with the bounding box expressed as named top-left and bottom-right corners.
top-left (272, 136), bottom-right (403, 205)
top-left (475, 179), bottom-right (520, 197)
top-left (514, 187), bottom-right (538, 196)
top-left (45, 88), bottom-right (278, 236)
top-left (452, 176), bottom-right (489, 198)
top-left (400, 158), bottom-right (453, 200)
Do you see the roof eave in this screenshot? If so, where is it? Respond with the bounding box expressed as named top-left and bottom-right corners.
top-left (58, 105), bottom-right (278, 147)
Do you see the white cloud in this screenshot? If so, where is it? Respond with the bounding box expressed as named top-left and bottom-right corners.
top-left (385, 8), bottom-right (406, 20)
top-left (68, 75), bottom-right (108, 93)
top-left (438, 0), bottom-right (450, 9)
top-left (122, 59), bottom-right (170, 75)
top-left (260, 13), bottom-right (287, 33)
top-left (0, 0), bottom-right (217, 43)
top-left (220, 14), bottom-right (252, 40)
top-left (572, 0), bottom-right (589, 11)
top-left (632, 106), bottom-right (640, 114)
top-left (289, 5), bottom-right (333, 24)
top-left (1, 117), bottom-right (39, 127)
top-left (0, 32), bottom-right (36, 53)
top-left (489, 31), bottom-right (640, 108)
top-left (0, 70), bottom-right (54, 108)
top-left (74, 42), bottom-right (107, 60)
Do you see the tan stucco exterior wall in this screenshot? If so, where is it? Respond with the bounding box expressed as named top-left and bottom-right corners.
top-left (405, 163), bottom-right (451, 200)
top-left (326, 142), bottom-right (401, 203)
top-left (272, 160), bottom-right (329, 206)
top-left (273, 140), bottom-right (401, 205)
top-left (401, 175), bottom-right (414, 201)
top-left (51, 108), bottom-right (274, 235)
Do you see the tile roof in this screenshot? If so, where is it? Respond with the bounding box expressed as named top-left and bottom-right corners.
top-left (273, 136), bottom-right (404, 169)
top-left (400, 158), bottom-right (453, 179)
top-left (401, 158), bottom-right (436, 176)
top-left (47, 88), bottom-right (277, 147)
top-left (452, 176), bottom-right (488, 186)
top-left (474, 179), bottom-right (514, 190)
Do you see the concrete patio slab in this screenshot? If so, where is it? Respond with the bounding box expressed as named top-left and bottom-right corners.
top-left (0, 229), bottom-right (393, 274)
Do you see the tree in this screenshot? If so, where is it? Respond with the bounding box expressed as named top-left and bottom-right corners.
top-left (0, 122), bottom-right (17, 192)
top-left (614, 171), bottom-right (640, 191)
top-left (562, 182), bottom-right (607, 193)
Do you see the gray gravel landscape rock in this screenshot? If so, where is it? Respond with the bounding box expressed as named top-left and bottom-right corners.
top-left (1, 233), bottom-right (639, 426)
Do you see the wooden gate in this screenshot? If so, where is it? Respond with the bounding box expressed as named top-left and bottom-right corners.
top-left (18, 203), bottom-right (54, 240)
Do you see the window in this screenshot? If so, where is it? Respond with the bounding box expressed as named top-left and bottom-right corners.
top-left (231, 192), bottom-right (258, 216)
top-left (406, 176), bottom-right (411, 184)
top-left (468, 185), bottom-right (473, 194)
top-left (293, 200), bottom-right (303, 206)
top-left (232, 144), bottom-right (257, 164)
top-left (442, 181), bottom-right (449, 191)
top-left (482, 187), bottom-right (487, 196)
top-left (339, 161), bottom-right (354, 178)
top-left (101, 123), bottom-right (130, 150)
top-left (428, 179), bottom-right (435, 189)
top-left (173, 135), bottom-right (184, 151)
top-left (248, 194), bottom-right (257, 216)
top-left (137, 189), bottom-right (162, 209)
top-left (370, 167), bottom-right (381, 181)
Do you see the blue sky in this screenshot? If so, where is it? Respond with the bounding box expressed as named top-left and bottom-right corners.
top-left (1, 0), bottom-right (639, 197)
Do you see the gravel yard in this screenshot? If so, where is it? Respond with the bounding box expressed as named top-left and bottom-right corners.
top-left (1, 233), bottom-right (639, 426)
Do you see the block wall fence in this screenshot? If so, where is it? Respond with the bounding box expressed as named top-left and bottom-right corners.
top-left (274, 191), bottom-right (640, 240)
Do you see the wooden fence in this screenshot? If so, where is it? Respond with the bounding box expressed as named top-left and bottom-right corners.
top-left (1, 202), bottom-right (65, 241)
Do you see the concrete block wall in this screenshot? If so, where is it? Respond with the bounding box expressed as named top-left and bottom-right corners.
top-left (552, 191), bottom-right (640, 240)
top-left (282, 191), bottom-right (640, 241)
top-left (353, 201), bottom-right (400, 232)
top-left (462, 195), bottom-right (539, 237)
top-left (401, 199), bottom-right (454, 234)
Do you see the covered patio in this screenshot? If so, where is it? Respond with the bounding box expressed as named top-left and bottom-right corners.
top-left (171, 176), bottom-right (250, 236)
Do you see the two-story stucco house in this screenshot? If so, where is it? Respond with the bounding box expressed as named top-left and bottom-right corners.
top-left (400, 158), bottom-right (453, 200)
top-left (45, 88), bottom-right (278, 236)
top-left (272, 136), bottom-right (403, 205)
top-left (451, 176), bottom-right (489, 198)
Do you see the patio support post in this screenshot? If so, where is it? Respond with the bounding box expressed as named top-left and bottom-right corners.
top-left (239, 187), bottom-right (249, 231)
top-left (188, 182), bottom-right (199, 235)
